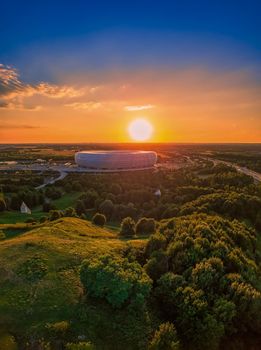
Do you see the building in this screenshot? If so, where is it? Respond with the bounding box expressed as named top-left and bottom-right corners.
top-left (75, 151), bottom-right (157, 171)
top-left (20, 201), bottom-right (31, 214)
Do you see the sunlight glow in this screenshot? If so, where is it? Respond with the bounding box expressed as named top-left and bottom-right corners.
top-left (128, 118), bottom-right (153, 141)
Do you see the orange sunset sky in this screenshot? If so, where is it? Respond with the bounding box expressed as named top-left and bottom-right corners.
top-left (1, 66), bottom-right (260, 143)
top-left (0, 1), bottom-right (261, 143)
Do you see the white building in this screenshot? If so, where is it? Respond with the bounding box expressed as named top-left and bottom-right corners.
top-left (75, 150), bottom-right (157, 171)
top-left (20, 201), bottom-right (31, 214)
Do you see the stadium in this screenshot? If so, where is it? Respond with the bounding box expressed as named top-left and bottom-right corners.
top-left (74, 151), bottom-right (157, 171)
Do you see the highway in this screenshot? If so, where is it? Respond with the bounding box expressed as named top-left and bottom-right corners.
top-left (206, 158), bottom-right (261, 183)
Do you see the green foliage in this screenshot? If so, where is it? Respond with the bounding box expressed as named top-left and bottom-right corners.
top-left (39, 215), bottom-right (48, 223)
top-left (66, 342), bottom-right (95, 350)
top-left (49, 210), bottom-right (63, 221)
top-left (64, 207), bottom-right (77, 217)
top-left (80, 254), bottom-right (152, 308)
top-left (16, 255), bottom-right (48, 282)
top-left (0, 195), bottom-right (7, 212)
top-left (99, 199), bottom-right (114, 218)
top-left (42, 201), bottom-right (56, 212)
top-left (148, 214), bottom-right (261, 349)
top-left (120, 217), bottom-right (136, 237)
top-left (0, 229), bottom-right (6, 240)
top-left (92, 213), bottom-right (106, 227)
top-left (149, 322), bottom-right (180, 350)
top-left (135, 217), bottom-right (156, 235)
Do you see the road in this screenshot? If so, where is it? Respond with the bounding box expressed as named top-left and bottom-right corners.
top-left (206, 158), bottom-right (261, 183)
top-left (35, 171), bottom-right (68, 190)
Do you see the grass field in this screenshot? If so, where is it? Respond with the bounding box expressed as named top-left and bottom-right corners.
top-left (0, 217), bottom-right (146, 348)
top-left (0, 192), bottom-right (82, 224)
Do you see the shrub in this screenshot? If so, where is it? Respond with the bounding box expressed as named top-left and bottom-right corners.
top-left (49, 210), bottom-right (63, 221)
top-left (42, 202), bottom-right (56, 212)
top-left (64, 207), bottom-right (77, 217)
top-left (120, 217), bottom-right (136, 237)
top-left (0, 197), bottom-right (7, 211)
top-left (99, 199), bottom-right (114, 218)
top-left (39, 216), bottom-right (48, 223)
top-left (149, 322), bottom-right (180, 350)
top-left (0, 230), bottom-right (6, 240)
top-left (66, 342), bottom-right (95, 350)
top-left (25, 217), bottom-right (36, 224)
top-left (17, 256), bottom-right (48, 282)
top-left (92, 213), bottom-right (106, 227)
top-left (136, 217), bottom-right (156, 235)
top-left (75, 200), bottom-right (86, 215)
top-left (80, 254), bottom-right (152, 308)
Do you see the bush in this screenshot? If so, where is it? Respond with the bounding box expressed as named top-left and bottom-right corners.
top-left (80, 254), bottom-right (152, 308)
top-left (0, 230), bottom-right (6, 240)
top-left (66, 342), bottom-right (95, 350)
top-left (64, 207), bottom-right (77, 217)
top-left (39, 216), bottom-right (48, 223)
top-left (0, 197), bottom-right (7, 211)
top-left (149, 322), bottom-right (180, 350)
top-left (135, 217), bottom-right (156, 235)
top-left (25, 217), bottom-right (36, 224)
top-left (42, 202), bottom-right (56, 212)
top-left (49, 210), bottom-right (63, 221)
top-left (92, 213), bottom-right (106, 227)
top-left (75, 200), bottom-right (86, 215)
top-left (99, 199), bottom-right (114, 218)
top-left (120, 217), bottom-right (136, 237)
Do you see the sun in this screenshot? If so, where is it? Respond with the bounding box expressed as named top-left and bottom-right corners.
top-left (128, 118), bottom-right (153, 141)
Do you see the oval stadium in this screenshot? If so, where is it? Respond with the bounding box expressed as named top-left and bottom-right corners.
top-left (75, 151), bottom-right (157, 171)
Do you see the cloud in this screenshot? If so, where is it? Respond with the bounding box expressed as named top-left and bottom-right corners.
top-left (124, 104), bottom-right (155, 111)
top-left (65, 101), bottom-right (102, 110)
top-left (0, 63), bottom-right (83, 109)
top-left (1, 123), bottom-right (41, 129)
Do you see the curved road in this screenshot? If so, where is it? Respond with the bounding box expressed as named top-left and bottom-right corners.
top-left (35, 171), bottom-right (67, 190)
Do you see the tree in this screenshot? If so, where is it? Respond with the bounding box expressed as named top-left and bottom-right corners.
top-left (80, 254), bottom-right (152, 308)
top-left (66, 342), bottom-right (95, 350)
top-left (135, 217), bottom-right (156, 235)
top-left (99, 199), bottom-right (114, 218)
top-left (82, 190), bottom-right (98, 209)
top-left (42, 202), bottom-right (56, 212)
top-left (149, 323), bottom-right (180, 350)
top-left (39, 216), bottom-right (47, 223)
top-left (0, 230), bottom-right (6, 240)
top-left (0, 195), bottom-right (7, 212)
top-left (75, 200), bottom-right (86, 215)
top-left (49, 210), bottom-right (63, 221)
top-left (120, 217), bottom-right (136, 237)
top-left (92, 213), bottom-right (106, 227)
top-left (64, 207), bottom-right (77, 217)
top-left (10, 194), bottom-right (21, 210)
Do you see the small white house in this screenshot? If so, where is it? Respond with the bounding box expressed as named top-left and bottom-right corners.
top-left (20, 201), bottom-right (31, 214)
top-left (154, 189), bottom-right (162, 197)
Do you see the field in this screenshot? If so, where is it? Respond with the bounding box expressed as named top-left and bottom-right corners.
top-left (0, 192), bottom-right (82, 224)
top-left (0, 217), bottom-right (146, 348)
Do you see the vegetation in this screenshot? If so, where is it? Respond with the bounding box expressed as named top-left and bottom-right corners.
top-left (92, 213), bottom-right (106, 226)
top-left (0, 144), bottom-right (261, 349)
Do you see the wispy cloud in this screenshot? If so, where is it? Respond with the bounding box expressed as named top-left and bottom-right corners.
top-left (1, 123), bottom-right (41, 129)
top-left (124, 104), bottom-right (155, 111)
top-left (65, 101), bottom-right (102, 110)
top-left (0, 63), bottom-right (83, 110)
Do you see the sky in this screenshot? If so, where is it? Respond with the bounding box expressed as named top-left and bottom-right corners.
top-left (0, 0), bottom-right (260, 143)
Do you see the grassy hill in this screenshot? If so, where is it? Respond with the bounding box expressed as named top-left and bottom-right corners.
top-left (0, 218), bottom-right (146, 348)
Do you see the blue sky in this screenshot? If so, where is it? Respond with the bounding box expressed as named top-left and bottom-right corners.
top-left (0, 1), bottom-right (260, 143)
top-left (1, 0), bottom-right (260, 80)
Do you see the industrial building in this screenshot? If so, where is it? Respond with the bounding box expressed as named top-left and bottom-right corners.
top-left (75, 151), bottom-right (157, 171)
